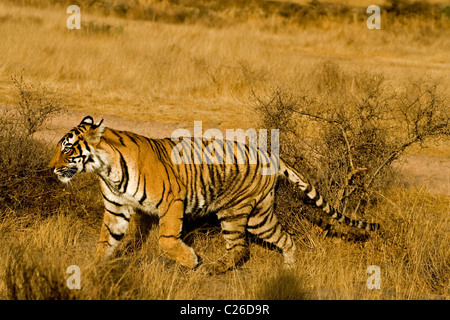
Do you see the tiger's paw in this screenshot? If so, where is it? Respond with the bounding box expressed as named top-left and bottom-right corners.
top-left (179, 246), bottom-right (200, 269)
top-left (197, 260), bottom-right (230, 276)
top-left (197, 247), bottom-right (249, 275)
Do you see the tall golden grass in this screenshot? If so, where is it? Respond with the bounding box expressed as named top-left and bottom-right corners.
top-left (0, 0), bottom-right (449, 300)
top-left (1, 186), bottom-right (448, 299)
top-left (0, 0), bottom-right (449, 128)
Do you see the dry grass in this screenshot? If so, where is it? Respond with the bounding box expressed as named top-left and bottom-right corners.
top-left (1, 186), bottom-right (448, 300)
top-left (0, 0), bottom-right (449, 300)
top-left (0, 0), bottom-right (449, 128)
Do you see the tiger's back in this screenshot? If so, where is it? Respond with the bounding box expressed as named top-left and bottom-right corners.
top-left (150, 137), bottom-right (278, 216)
top-left (97, 128), bottom-right (276, 215)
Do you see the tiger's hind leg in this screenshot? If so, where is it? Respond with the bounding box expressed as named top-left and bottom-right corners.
top-left (199, 207), bottom-right (250, 275)
top-left (247, 192), bottom-right (297, 268)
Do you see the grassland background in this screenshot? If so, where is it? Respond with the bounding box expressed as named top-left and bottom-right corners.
top-left (0, 0), bottom-right (449, 300)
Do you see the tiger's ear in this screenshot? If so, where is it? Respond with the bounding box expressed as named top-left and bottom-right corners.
top-left (93, 119), bottom-right (104, 129)
top-left (80, 116), bottom-right (94, 126)
top-left (84, 119), bottom-right (105, 145)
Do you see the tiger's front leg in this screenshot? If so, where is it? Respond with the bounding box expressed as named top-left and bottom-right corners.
top-left (158, 198), bottom-right (199, 269)
top-left (95, 205), bottom-right (132, 263)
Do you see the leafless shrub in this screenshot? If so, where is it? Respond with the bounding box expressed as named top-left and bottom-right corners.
top-left (252, 62), bottom-right (449, 234)
top-left (11, 75), bottom-right (64, 136)
top-left (0, 76), bottom-right (66, 212)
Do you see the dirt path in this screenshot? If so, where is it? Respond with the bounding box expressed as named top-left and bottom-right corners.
top-left (36, 110), bottom-right (449, 196)
top-left (36, 110), bottom-right (180, 143)
top-left (393, 155), bottom-right (449, 196)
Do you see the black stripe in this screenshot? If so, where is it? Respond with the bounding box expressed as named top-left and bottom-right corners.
top-left (198, 160), bottom-right (208, 208)
top-left (207, 163), bottom-right (217, 201)
top-left (144, 137), bottom-right (156, 152)
top-left (226, 243), bottom-right (247, 251)
top-left (221, 141), bottom-right (255, 206)
top-left (250, 200), bottom-right (272, 219)
top-left (371, 223), bottom-right (380, 231)
top-left (155, 181), bottom-right (165, 208)
top-left (102, 193), bottom-right (122, 207)
top-left (99, 175), bottom-right (117, 195)
top-left (188, 142), bottom-right (198, 212)
top-left (247, 210), bottom-right (273, 230)
top-left (125, 131), bottom-right (138, 144)
top-left (222, 229), bottom-right (245, 235)
top-left (276, 233), bottom-right (288, 248)
top-left (222, 231), bottom-right (246, 242)
top-left (86, 156), bottom-right (94, 163)
top-left (193, 138), bottom-right (203, 164)
top-left (236, 141), bottom-right (245, 164)
top-left (97, 240), bottom-right (112, 247)
top-left (83, 140), bottom-right (91, 152)
top-left (105, 208), bottom-right (130, 222)
top-left (316, 197), bottom-right (327, 209)
top-left (330, 207), bottom-right (342, 220)
top-left (258, 224), bottom-right (278, 239)
top-left (105, 224), bottom-right (124, 241)
top-left (308, 187), bottom-right (320, 202)
top-left (102, 139), bottom-right (128, 192)
top-left (152, 139), bottom-right (168, 160)
top-left (304, 183), bottom-right (313, 195)
top-left (133, 172), bottom-right (141, 197)
top-left (218, 213), bottom-right (248, 223)
top-left (159, 234), bottom-right (180, 239)
top-left (75, 142), bottom-right (82, 155)
top-left (139, 176), bottom-right (147, 205)
top-left (159, 198), bottom-right (184, 219)
top-left (284, 238), bottom-right (294, 251)
top-left (110, 130), bottom-right (126, 146)
top-left (218, 142), bottom-right (242, 203)
top-left (117, 152), bottom-right (129, 193)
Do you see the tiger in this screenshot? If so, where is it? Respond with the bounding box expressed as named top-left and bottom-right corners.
top-left (49, 116), bottom-right (380, 274)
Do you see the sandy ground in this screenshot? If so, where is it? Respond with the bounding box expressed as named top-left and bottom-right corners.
top-left (35, 110), bottom-right (449, 196)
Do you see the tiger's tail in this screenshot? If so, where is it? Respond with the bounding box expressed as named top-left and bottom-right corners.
top-left (279, 161), bottom-right (380, 232)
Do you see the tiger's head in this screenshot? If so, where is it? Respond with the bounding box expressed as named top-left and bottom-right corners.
top-left (49, 116), bottom-right (105, 183)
